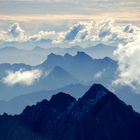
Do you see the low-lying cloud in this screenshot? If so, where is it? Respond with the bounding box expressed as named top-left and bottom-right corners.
top-left (2, 69), bottom-right (42, 86)
top-left (113, 37), bottom-right (140, 91)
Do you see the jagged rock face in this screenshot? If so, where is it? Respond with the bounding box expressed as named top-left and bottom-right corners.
top-left (0, 84), bottom-right (140, 140)
top-left (50, 92), bottom-right (76, 113)
top-left (0, 93), bottom-right (76, 140)
top-left (54, 86), bottom-right (140, 140)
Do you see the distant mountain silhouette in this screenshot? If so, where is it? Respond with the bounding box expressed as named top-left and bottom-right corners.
top-left (0, 51), bottom-right (116, 100)
top-left (0, 43), bottom-right (115, 65)
top-left (38, 66), bottom-right (78, 90)
top-left (39, 51), bottom-right (117, 82)
top-left (0, 64), bottom-right (79, 100)
top-left (0, 84), bottom-right (140, 140)
top-left (0, 46), bottom-right (20, 52)
top-left (84, 43), bottom-right (116, 59)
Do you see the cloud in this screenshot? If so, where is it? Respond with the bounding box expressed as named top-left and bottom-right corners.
top-left (0, 20), bottom-right (140, 47)
top-left (62, 19), bottom-right (140, 45)
top-left (2, 69), bottom-right (42, 86)
top-left (113, 37), bottom-right (140, 91)
top-left (29, 30), bottom-right (64, 43)
top-left (64, 22), bottom-right (88, 41)
top-left (8, 23), bottom-right (26, 39)
top-left (94, 69), bottom-right (106, 80)
top-left (0, 23), bottom-right (27, 42)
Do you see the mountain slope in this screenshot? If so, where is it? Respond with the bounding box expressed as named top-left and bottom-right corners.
top-left (0, 84), bottom-right (140, 140)
top-left (55, 84), bottom-right (140, 140)
top-left (39, 66), bottom-right (78, 90)
top-left (84, 43), bottom-right (116, 59)
top-left (0, 65), bottom-right (78, 100)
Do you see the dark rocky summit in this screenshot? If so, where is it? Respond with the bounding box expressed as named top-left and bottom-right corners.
top-left (0, 84), bottom-right (140, 140)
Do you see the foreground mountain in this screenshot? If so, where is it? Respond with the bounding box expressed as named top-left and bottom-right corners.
top-left (0, 84), bottom-right (140, 140)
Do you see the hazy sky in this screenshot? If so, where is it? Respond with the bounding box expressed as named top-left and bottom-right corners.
top-left (0, 0), bottom-right (140, 33)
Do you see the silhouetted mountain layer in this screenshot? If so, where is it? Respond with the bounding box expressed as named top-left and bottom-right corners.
top-left (0, 43), bottom-right (116, 65)
top-left (0, 52), bottom-right (116, 100)
top-left (39, 51), bottom-right (117, 82)
top-left (0, 84), bottom-right (140, 140)
top-left (0, 65), bottom-right (79, 100)
top-left (39, 66), bottom-right (78, 89)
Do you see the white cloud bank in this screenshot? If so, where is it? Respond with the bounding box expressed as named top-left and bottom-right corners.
top-left (2, 69), bottom-right (42, 86)
top-left (113, 37), bottom-right (140, 91)
top-left (0, 20), bottom-right (140, 47)
top-left (64, 20), bottom-right (140, 45)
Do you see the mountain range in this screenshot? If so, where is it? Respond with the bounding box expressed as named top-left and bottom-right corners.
top-left (38, 51), bottom-right (117, 82)
top-left (0, 43), bottom-right (116, 65)
top-left (0, 51), bottom-right (140, 114)
top-left (0, 84), bottom-right (140, 140)
top-left (0, 51), bottom-right (116, 100)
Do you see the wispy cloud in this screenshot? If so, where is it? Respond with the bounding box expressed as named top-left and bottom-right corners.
top-left (2, 69), bottom-right (42, 86)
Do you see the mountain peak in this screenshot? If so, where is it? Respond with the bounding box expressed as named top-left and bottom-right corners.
top-left (47, 66), bottom-right (70, 78)
top-left (64, 53), bottom-right (72, 59)
top-left (0, 84), bottom-right (140, 140)
top-left (64, 84), bottom-right (112, 121)
top-left (76, 51), bottom-right (88, 56)
top-left (95, 43), bottom-right (106, 47)
top-left (103, 56), bottom-right (113, 61)
top-left (1, 46), bottom-right (19, 51)
top-left (75, 51), bottom-right (93, 61)
top-left (46, 53), bottom-right (62, 62)
top-left (82, 84), bottom-right (110, 101)
top-left (50, 92), bottom-right (76, 113)
top-left (51, 66), bottom-right (67, 74)
top-left (33, 46), bottom-right (46, 51)
top-left (46, 66), bottom-right (77, 85)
